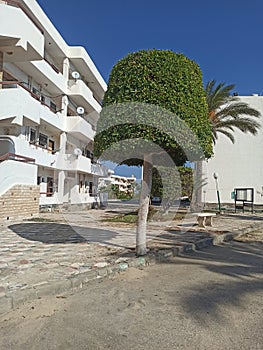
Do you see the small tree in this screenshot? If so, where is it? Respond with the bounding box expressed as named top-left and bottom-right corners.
top-left (151, 166), bottom-right (193, 204)
top-left (94, 50), bottom-right (212, 255)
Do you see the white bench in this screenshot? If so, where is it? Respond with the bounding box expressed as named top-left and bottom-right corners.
top-left (192, 212), bottom-right (217, 228)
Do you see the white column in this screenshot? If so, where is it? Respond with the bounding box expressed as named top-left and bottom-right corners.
top-left (61, 94), bottom-right (69, 117)
top-left (63, 58), bottom-right (70, 80)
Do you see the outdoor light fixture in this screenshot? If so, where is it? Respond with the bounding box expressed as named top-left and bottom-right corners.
top-left (213, 172), bottom-right (221, 213)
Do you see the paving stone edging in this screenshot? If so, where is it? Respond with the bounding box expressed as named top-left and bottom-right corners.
top-left (0, 223), bottom-right (261, 316)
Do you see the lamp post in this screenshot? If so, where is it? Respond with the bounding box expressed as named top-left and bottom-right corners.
top-left (213, 172), bottom-right (221, 214)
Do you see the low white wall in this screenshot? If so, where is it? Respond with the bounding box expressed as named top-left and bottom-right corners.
top-left (0, 160), bottom-right (37, 196)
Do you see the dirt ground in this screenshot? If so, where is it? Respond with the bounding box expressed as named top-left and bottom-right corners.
top-left (234, 230), bottom-right (263, 243)
top-left (0, 240), bottom-right (263, 350)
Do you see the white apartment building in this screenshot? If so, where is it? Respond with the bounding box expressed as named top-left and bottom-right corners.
top-left (99, 174), bottom-right (136, 195)
top-left (203, 95), bottom-right (263, 207)
top-left (0, 0), bottom-right (107, 219)
top-left (109, 174), bottom-right (136, 195)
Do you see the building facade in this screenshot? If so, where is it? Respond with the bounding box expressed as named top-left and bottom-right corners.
top-left (203, 95), bottom-right (263, 207)
top-left (109, 174), bottom-right (136, 195)
top-left (98, 173), bottom-right (136, 197)
top-left (0, 0), bottom-right (107, 219)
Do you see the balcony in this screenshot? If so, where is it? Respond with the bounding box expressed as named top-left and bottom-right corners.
top-left (0, 3), bottom-right (44, 61)
top-left (67, 79), bottom-right (102, 114)
top-left (57, 153), bottom-right (92, 173)
top-left (0, 136), bottom-right (57, 169)
top-left (18, 59), bottom-right (66, 95)
top-left (91, 163), bottom-right (109, 177)
top-left (67, 46), bottom-right (107, 101)
top-left (0, 83), bottom-right (64, 129)
top-left (65, 116), bottom-right (95, 142)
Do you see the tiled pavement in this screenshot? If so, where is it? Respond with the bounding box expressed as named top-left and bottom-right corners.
top-left (0, 205), bottom-right (263, 314)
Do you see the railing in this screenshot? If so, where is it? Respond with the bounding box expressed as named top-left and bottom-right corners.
top-left (44, 57), bottom-right (60, 74)
top-left (0, 81), bottom-right (58, 113)
top-left (29, 141), bottom-right (59, 155)
top-left (0, 153), bottom-right (35, 163)
top-left (40, 192), bottom-right (54, 197)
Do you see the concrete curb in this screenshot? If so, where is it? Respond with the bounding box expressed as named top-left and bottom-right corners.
top-left (0, 223), bottom-right (261, 316)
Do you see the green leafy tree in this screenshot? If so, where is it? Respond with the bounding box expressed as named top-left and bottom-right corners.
top-left (94, 49), bottom-right (212, 256)
top-left (178, 166), bottom-right (194, 199)
top-left (151, 166), bottom-right (193, 202)
top-left (205, 80), bottom-right (261, 143)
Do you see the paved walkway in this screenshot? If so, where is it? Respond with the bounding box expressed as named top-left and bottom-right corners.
top-left (0, 204), bottom-right (263, 314)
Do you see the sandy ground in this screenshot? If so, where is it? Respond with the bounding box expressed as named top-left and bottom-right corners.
top-left (235, 230), bottom-right (263, 243)
top-left (0, 240), bottom-right (263, 350)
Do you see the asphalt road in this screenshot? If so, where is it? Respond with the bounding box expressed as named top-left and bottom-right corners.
top-left (1, 241), bottom-right (263, 350)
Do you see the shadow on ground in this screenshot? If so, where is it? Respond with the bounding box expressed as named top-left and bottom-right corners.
top-left (165, 241), bottom-right (263, 324)
top-left (8, 223), bottom-right (121, 246)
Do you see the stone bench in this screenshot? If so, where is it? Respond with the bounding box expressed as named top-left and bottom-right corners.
top-left (192, 212), bottom-right (217, 228)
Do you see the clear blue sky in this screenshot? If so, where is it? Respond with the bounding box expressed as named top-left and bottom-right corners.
top-left (37, 0), bottom-right (263, 177)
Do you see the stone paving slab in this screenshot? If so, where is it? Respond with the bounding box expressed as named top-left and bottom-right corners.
top-left (0, 206), bottom-right (263, 315)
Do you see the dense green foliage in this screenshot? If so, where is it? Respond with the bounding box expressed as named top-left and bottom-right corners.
top-left (205, 80), bottom-right (261, 143)
top-left (94, 50), bottom-right (213, 165)
top-left (151, 166), bottom-right (193, 200)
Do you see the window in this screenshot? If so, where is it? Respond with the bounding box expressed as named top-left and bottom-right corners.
top-left (41, 95), bottom-right (45, 104)
top-left (37, 176), bottom-right (41, 185)
top-left (39, 133), bottom-right (48, 147)
top-left (29, 128), bottom-right (36, 143)
top-left (50, 102), bottom-right (57, 112)
top-left (32, 87), bottom-right (40, 97)
top-left (89, 182), bottom-right (93, 195)
top-left (47, 177), bottom-right (54, 197)
top-left (48, 139), bottom-right (55, 154)
top-left (82, 147), bottom-right (91, 158)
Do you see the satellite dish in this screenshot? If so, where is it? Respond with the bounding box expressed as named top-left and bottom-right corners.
top-left (73, 148), bottom-right (82, 157)
top-left (77, 106), bottom-right (85, 115)
top-left (71, 71), bottom-right (80, 80)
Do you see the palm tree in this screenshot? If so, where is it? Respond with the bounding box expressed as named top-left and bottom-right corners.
top-left (192, 80), bottom-right (261, 212)
top-left (205, 80), bottom-right (261, 143)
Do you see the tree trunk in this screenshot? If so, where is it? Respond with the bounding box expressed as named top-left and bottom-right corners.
top-left (191, 160), bottom-right (205, 212)
top-left (136, 154), bottom-right (153, 256)
top-left (0, 51), bottom-right (3, 89)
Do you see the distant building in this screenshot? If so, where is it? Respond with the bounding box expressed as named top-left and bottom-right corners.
top-left (110, 174), bottom-right (136, 195)
top-left (203, 95), bottom-right (263, 206)
top-left (0, 0), bottom-right (107, 219)
top-left (98, 173), bottom-right (136, 196)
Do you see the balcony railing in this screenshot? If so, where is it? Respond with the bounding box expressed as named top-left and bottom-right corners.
top-left (44, 57), bottom-right (61, 74)
top-left (0, 152), bottom-right (35, 163)
top-left (29, 141), bottom-right (58, 155)
top-left (0, 81), bottom-right (58, 113)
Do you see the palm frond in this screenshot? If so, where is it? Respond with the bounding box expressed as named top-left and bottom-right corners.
top-left (206, 80), bottom-right (261, 143)
top-left (216, 102), bottom-right (261, 120)
top-left (218, 118), bottom-right (260, 134)
top-left (216, 129), bottom-right (235, 143)
top-left (205, 80), bottom-right (235, 112)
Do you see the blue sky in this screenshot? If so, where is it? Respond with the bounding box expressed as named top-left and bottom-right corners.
top-left (37, 0), bottom-right (263, 178)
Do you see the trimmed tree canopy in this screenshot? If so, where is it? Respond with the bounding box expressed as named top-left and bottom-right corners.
top-left (94, 49), bottom-right (213, 165)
